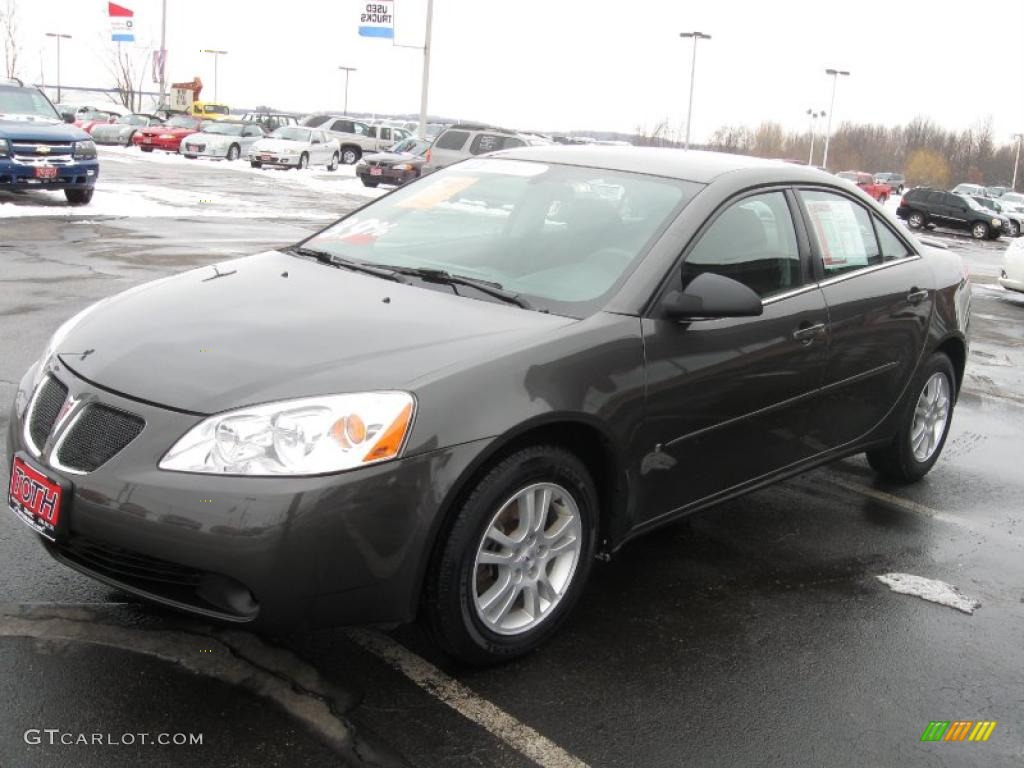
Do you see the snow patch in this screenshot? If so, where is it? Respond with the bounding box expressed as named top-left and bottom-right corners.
top-left (876, 573), bottom-right (981, 614)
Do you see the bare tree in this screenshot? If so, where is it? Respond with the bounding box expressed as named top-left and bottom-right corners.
top-left (1, 0), bottom-right (20, 80)
top-left (98, 36), bottom-right (151, 112)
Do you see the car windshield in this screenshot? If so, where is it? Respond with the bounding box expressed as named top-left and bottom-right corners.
top-left (302, 158), bottom-right (699, 316)
top-left (269, 126), bottom-right (310, 142)
top-left (390, 138), bottom-right (430, 155)
top-left (203, 123), bottom-right (246, 136)
top-left (165, 116), bottom-right (200, 129)
top-left (202, 104), bottom-right (230, 115)
top-left (0, 85), bottom-right (60, 120)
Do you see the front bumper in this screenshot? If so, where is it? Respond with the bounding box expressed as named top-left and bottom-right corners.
top-left (0, 157), bottom-right (98, 191)
top-left (248, 153), bottom-right (300, 167)
top-left (181, 142), bottom-right (231, 159)
top-left (134, 136), bottom-right (182, 152)
top-left (6, 359), bottom-right (490, 631)
top-left (356, 164), bottom-right (417, 184)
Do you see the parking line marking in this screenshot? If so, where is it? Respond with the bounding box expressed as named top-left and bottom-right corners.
top-left (824, 474), bottom-right (967, 528)
top-left (347, 629), bottom-right (589, 768)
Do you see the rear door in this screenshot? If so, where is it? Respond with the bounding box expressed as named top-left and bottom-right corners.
top-left (638, 189), bottom-right (830, 521)
top-left (796, 188), bottom-right (934, 448)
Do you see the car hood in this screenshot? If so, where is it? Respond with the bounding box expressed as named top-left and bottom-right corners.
top-left (0, 118), bottom-right (89, 141)
top-left (57, 250), bottom-right (574, 414)
top-left (251, 138), bottom-right (309, 152)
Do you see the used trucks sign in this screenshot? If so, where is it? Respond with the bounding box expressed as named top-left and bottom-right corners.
top-left (358, 0), bottom-right (394, 38)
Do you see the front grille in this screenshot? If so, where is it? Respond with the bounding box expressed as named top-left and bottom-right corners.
top-left (28, 376), bottom-right (68, 451)
top-left (11, 141), bottom-right (73, 158)
top-left (56, 403), bottom-right (144, 472)
top-left (62, 535), bottom-right (203, 587)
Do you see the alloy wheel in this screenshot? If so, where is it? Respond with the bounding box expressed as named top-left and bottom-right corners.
top-left (908, 213), bottom-right (924, 228)
top-left (343, 149), bottom-right (358, 165)
top-left (910, 372), bottom-right (951, 462)
top-left (972, 223), bottom-right (987, 239)
top-left (472, 482), bottom-right (583, 636)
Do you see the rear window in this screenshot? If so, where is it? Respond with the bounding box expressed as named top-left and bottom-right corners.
top-left (469, 134), bottom-right (526, 154)
top-left (434, 130), bottom-right (470, 150)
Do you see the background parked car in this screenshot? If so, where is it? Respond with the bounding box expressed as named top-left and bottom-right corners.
top-left (356, 137), bottom-right (432, 187)
top-left (186, 102), bottom-right (231, 121)
top-left (999, 236), bottom-right (1024, 292)
top-left (837, 170), bottom-right (891, 202)
top-left (91, 113), bottom-right (163, 146)
top-left (951, 182), bottom-right (986, 197)
top-left (241, 112), bottom-right (299, 132)
top-left (874, 171), bottom-right (905, 194)
top-left (132, 115), bottom-right (206, 153)
top-left (985, 186), bottom-right (1011, 198)
top-left (73, 109), bottom-right (117, 134)
top-left (247, 126), bottom-right (340, 170)
top-left (897, 187), bottom-right (1004, 239)
top-left (970, 195), bottom-right (1021, 237)
top-left (302, 115), bottom-right (404, 165)
top-left (180, 121), bottom-right (265, 161)
top-left (423, 123), bottom-right (549, 172)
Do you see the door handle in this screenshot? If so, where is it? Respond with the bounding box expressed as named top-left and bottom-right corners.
top-left (792, 322), bottom-right (826, 343)
top-left (907, 288), bottom-right (929, 305)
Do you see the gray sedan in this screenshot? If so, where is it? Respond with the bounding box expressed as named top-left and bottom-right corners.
top-left (91, 114), bottom-right (163, 146)
top-left (180, 122), bottom-right (265, 161)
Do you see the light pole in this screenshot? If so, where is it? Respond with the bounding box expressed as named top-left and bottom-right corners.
top-left (806, 109), bottom-right (825, 166)
top-left (157, 0), bottom-right (167, 110)
top-left (45, 33), bottom-right (71, 103)
top-left (201, 49), bottom-right (228, 101)
top-left (821, 68), bottom-right (849, 171)
top-left (338, 66), bottom-right (357, 115)
top-left (680, 31), bottom-right (711, 150)
top-left (417, 0), bottom-right (435, 139)
top-left (1012, 133), bottom-right (1023, 192)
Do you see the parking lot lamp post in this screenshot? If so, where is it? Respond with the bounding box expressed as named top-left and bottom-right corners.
top-left (680, 32), bottom-right (711, 150)
top-left (1012, 133), bottom-right (1023, 192)
top-left (821, 68), bottom-right (849, 171)
top-left (807, 109), bottom-right (825, 166)
top-left (417, 0), bottom-right (435, 139)
top-left (201, 49), bottom-right (228, 102)
top-left (338, 66), bottom-right (357, 115)
top-left (45, 33), bottom-right (72, 103)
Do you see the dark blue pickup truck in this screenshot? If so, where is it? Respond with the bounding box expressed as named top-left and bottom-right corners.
top-left (0, 78), bottom-right (99, 205)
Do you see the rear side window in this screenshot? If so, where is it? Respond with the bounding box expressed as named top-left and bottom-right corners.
top-left (925, 191), bottom-right (945, 204)
top-left (304, 115), bottom-right (329, 128)
top-left (329, 119), bottom-right (355, 133)
top-left (684, 191), bottom-right (802, 299)
top-left (435, 130), bottom-right (470, 150)
top-left (470, 134), bottom-right (526, 155)
top-left (799, 190), bottom-right (881, 277)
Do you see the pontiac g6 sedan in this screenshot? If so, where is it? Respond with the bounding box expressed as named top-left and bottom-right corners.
top-left (7, 148), bottom-right (970, 664)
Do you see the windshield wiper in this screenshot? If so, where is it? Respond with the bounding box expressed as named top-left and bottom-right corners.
top-left (382, 266), bottom-right (533, 309)
top-left (289, 246), bottom-right (409, 283)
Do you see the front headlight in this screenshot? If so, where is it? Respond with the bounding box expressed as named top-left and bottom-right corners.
top-left (72, 140), bottom-right (97, 159)
top-left (992, 218), bottom-right (1002, 227)
top-left (0, 138), bottom-right (9, 157)
top-left (159, 392), bottom-right (415, 476)
top-left (392, 163), bottom-right (413, 171)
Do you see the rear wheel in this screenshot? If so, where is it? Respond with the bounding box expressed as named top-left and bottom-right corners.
top-left (971, 221), bottom-right (990, 239)
top-left (866, 352), bottom-right (956, 482)
top-left (341, 146), bottom-right (361, 165)
top-left (65, 188), bottom-right (94, 206)
top-left (226, 144), bottom-right (240, 161)
top-left (425, 445), bottom-right (597, 665)
top-left (907, 211), bottom-right (926, 229)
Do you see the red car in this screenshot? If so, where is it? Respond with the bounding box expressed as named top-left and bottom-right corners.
top-left (132, 115), bottom-right (206, 153)
top-left (74, 110), bottom-right (117, 134)
top-left (837, 170), bottom-right (891, 202)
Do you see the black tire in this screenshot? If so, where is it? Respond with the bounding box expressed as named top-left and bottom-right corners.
top-left (906, 211), bottom-right (926, 229)
top-left (250, 161), bottom-right (262, 168)
top-left (298, 153), bottom-right (309, 170)
top-left (866, 352), bottom-right (956, 482)
top-left (425, 445), bottom-right (598, 665)
top-left (327, 153), bottom-right (339, 172)
top-left (140, 146), bottom-right (154, 153)
top-left (125, 132), bottom-right (136, 147)
top-left (341, 146), bottom-right (361, 165)
top-left (361, 178), bottom-right (380, 187)
top-left (65, 188), bottom-right (94, 206)
top-left (227, 144), bottom-right (240, 161)
top-left (971, 221), bottom-right (989, 240)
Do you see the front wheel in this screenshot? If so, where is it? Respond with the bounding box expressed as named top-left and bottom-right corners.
top-left (361, 178), bottom-right (380, 187)
top-left (226, 144), bottom-right (240, 161)
top-left (327, 153), bottom-right (339, 172)
top-left (65, 188), bottom-right (94, 205)
top-left (1005, 220), bottom-right (1020, 237)
top-left (866, 352), bottom-right (956, 482)
top-left (297, 153), bottom-right (309, 170)
top-left (425, 445), bottom-right (597, 665)
top-left (971, 221), bottom-right (990, 239)
top-left (250, 160), bottom-right (262, 168)
top-left (140, 146), bottom-right (154, 153)
top-left (907, 211), bottom-right (926, 229)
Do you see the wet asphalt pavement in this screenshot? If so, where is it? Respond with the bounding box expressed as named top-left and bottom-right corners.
top-left (0, 151), bottom-right (1022, 767)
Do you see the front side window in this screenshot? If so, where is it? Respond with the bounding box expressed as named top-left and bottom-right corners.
top-left (874, 218), bottom-right (910, 261)
top-left (684, 191), bottom-right (802, 298)
top-left (434, 130), bottom-right (470, 150)
top-left (303, 159), bottom-right (698, 316)
top-left (799, 190), bottom-right (881, 277)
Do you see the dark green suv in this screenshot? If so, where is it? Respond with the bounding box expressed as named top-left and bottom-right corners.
top-left (896, 187), bottom-right (1004, 240)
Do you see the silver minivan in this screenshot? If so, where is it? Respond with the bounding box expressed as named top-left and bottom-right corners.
top-left (423, 124), bottom-right (548, 172)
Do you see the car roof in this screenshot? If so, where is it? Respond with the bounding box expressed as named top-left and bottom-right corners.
top-left (490, 145), bottom-right (840, 185)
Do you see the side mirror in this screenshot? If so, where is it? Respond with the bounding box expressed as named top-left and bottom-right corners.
top-left (661, 272), bottom-right (764, 320)
top-left (62, 112), bottom-right (75, 123)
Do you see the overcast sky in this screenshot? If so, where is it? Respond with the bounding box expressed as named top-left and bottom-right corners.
top-left (11, 0), bottom-right (1024, 142)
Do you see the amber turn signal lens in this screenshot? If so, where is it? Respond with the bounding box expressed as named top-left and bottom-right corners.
top-left (364, 403), bottom-right (413, 462)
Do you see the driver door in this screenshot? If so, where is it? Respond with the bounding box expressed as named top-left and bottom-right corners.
top-left (637, 189), bottom-right (829, 523)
